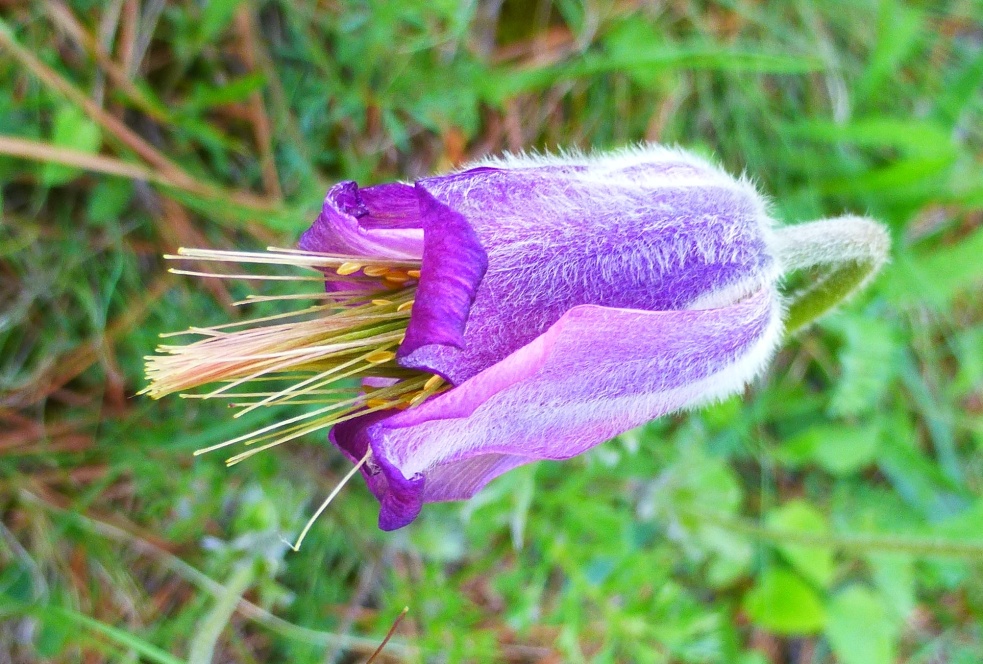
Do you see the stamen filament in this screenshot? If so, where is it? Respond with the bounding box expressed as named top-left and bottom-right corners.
top-left (284, 449), bottom-right (372, 552)
top-left (145, 246), bottom-right (442, 543)
top-left (168, 269), bottom-right (327, 282)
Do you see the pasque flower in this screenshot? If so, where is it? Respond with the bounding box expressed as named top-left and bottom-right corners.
top-left (145, 145), bottom-right (888, 536)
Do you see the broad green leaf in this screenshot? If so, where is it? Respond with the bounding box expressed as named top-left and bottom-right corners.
top-left (825, 586), bottom-right (899, 664)
top-left (868, 553), bottom-right (916, 620)
top-left (812, 424), bottom-right (881, 476)
top-left (41, 105), bottom-right (102, 185)
top-left (778, 423), bottom-right (880, 476)
top-left (743, 568), bottom-right (826, 634)
top-left (765, 500), bottom-right (835, 587)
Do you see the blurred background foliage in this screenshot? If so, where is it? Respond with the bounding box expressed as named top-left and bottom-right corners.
top-left (0, 0), bottom-right (981, 662)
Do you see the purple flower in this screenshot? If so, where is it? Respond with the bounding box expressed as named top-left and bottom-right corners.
top-left (148, 145), bottom-right (887, 536)
top-left (297, 146), bottom-right (887, 531)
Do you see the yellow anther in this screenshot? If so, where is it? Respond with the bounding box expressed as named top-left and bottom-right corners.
top-left (363, 265), bottom-right (391, 277)
top-left (365, 398), bottom-right (391, 409)
top-left (423, 374), bottom-right (444, 391)
top-left (409, 391), bottom-right (428, 406)
top-left (336, 262), bottom-right (362, 276)
top-left (365, 350), bottom-right (396, 364)
top-left (371, 299), bottom-right (393, 306)
top-left (384, 271), bottom-right (410, 284)
top-left (396, 300), bottom-right (414, 312)
top-left (407, 269), bottom-right (421, 278)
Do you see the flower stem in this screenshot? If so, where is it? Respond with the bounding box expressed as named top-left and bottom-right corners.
top-left (689, 509), bottom-right (983, 559)
top-left (773, 216), bottom-right (890, 333)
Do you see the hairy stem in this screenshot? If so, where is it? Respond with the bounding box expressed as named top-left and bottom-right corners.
top-left (773, 216), bottom-right (890, 333)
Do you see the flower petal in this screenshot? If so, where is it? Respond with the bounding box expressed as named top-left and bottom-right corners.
top-left (298, 181), bottom-right (423, 260)
top-left (337, 287), bottom-right (782, 530)
top-left (398, 184), bottom-right (489, 362)
top-left (330, 412), bottom-right (425, 531)
top-left (398, 146), bottom-right (777, 384)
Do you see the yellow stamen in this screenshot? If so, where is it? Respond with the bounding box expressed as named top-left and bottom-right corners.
top-left (144, 245), bottom-right (433, 523)
top-left (365, 350), bottom-right (396, 364)
top-left (363, 265), bottom-right (391, 277)
top-left (336, 262), bottom-right (362, 275)
top-left (384, 271), bottom-right (410, 284)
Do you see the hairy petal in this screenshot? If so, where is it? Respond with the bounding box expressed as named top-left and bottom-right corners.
top-left (336, 287), bottom-right (782, 530)
top-left (399, 184), bottom-right (488, 361)
top-left (299, 181), bottom-right (423, 260)
top-left (398, 147), bottom-right (777, 383)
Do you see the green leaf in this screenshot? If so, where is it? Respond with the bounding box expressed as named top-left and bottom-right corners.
top-left (184, 72), bottom-right (268, 112)
top-left (868, 553), bottom-right (916, 620)
top-left (786, 117), bottom-right (956, 158)
top-left (198, 0), bottom-right (242, 46)
top-left (858, 3), bottom-right (925, 99)
top-left (34, 614), bottom-right (71, 659)
top-left (743, 568), bottom-right (826, 634)
top-left (41, 105), bottom-right (102, 185)
top-left (954, 326), bottom-right (983, 396)
top-left (27, 604), bottom-right (184, 664)
top-left (829, 317), bottom-right (900, 417)
top-left (825, 586), bottom-right (899, 664)
top-left (765, 500), bottom-right (835, 587)
top-left (936, 50), bottom-right (983, 125)
top-left (913, 226), bottom-right (983, 306)
top-left (819, 154), bottom-right (956, 201)
top-left (778, 423), bottom-right (880, 476)
top-left (87, 178), bottom-right (134, 225)
top-left (482, 46), bottom-right (822, 102)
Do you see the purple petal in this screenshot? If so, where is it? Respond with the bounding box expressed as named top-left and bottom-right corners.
top-left (330, 412), bottom-right (424, 530)
top-left (336, 287), bottom-right (781, 530)
top-left (299, 181), bottom-right (423, 260)
top-left (398, 149), bottom-right (777, 384)
top-left (398, 184), bottom-right (488, 362)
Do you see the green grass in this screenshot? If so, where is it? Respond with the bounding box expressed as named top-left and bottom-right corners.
top-left (1, 0), bottom-right (981, 662)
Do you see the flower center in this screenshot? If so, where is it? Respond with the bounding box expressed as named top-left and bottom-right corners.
top-left (141, 247), bottom-right (445, 467)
